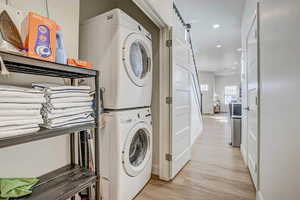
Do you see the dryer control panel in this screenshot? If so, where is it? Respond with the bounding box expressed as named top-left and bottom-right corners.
top-left (117, 108), bottom-right (152, 125)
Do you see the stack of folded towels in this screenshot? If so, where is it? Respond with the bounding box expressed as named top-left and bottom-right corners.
top-left (0, 85), bottom-right (45, 138)
top-left (32, 83), bottom-right (95, 129)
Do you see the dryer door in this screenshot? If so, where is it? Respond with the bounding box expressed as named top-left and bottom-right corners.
top-left (123, 33), bottom-right (152, 87)
top-left (122, 122), bottom-right (152, 177)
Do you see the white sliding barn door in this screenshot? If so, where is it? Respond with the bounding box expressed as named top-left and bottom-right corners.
top-left (246, 12), bottom-right (259, 188)
top-left (169, 15), bottom-right (192, 179)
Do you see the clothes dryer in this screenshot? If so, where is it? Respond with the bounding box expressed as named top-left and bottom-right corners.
top-left (80, 9), bottom-right (153, 109)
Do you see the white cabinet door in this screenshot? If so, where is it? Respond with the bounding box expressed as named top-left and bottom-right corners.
top-left (246, 13), bottom-right (259, 189)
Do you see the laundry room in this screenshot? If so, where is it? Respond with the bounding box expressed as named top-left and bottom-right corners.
top-left (1, 0), bottom-right (299, 200)
top-left (0, 0), bottom-right (166, 200)
top-left (0, 0), bottom-right (198, 198)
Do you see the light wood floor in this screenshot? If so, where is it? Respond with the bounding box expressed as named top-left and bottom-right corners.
top-left (136, 114), bottom-right (256, 200)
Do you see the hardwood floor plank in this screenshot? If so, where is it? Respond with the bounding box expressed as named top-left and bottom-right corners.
top-left (136, 114), bottom-right (256, 200)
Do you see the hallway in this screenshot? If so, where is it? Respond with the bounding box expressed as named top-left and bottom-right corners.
top-left (136, 114), bottom-right (256, 200)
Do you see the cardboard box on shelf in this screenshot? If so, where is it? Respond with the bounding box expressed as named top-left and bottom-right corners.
top-left (67, 59), bottom-right (93, 69)
top-left (21, 12), bottom-right (57, 62)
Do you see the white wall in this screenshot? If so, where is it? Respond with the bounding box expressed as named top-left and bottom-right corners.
top-left (199, 72), bottom-right (215, 114)
top-left (133, 0), bottom-right (173, 27)
top-left (79, 0), bottom-right (116, 22)
top-left (146, 0), bottom-right (172, 26)
top-left (190, 83), bottom-right (203, 144)
top-left (258, 0), bottom-right (300, 199)
top-left (0, 0), bottom-right (80, 177)
top-left (242, 0), bottom-right (300, 199)
top-left (6, 0), bottom-right (79, 59)
top-left (188, 42), bottom-right (203, 145)
top-left (215, 74), bottom-right (240, 112)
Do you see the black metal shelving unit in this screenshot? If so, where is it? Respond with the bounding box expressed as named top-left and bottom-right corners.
top-left (0, 51), bottom-right (100, 200)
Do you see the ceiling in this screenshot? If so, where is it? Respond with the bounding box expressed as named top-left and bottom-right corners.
top-left (175, 0), bottom-right (246, 76)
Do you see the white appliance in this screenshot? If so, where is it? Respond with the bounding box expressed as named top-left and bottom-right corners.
top-left (100, 108), bottom-right (152, 200)
top-left (80, 9), bottom-right (153, 109)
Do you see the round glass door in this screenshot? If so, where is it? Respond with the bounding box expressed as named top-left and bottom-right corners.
top-left (130, 42), bottom-right (149, 79)
top-left (129, 129), bottom-right (148, 167)
top-left (122, 123), bottom-right (152, 177)
top-left (123, 33), bottom-right (152, 87)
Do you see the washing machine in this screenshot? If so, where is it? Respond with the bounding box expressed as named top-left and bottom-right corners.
top-left (100, 108), bottom-right (152, 200)
top-left (80, 9), bottom-right (153, 109)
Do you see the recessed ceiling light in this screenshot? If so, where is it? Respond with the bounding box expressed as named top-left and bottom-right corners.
top-left (237, 48), bottom-right (242, 51)
top-left (216, 44), bottom-right (222, 48)
top-left (213, 24), bottom-right (220, 29)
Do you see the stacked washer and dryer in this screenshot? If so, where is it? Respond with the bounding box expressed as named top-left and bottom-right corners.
top-left (80, 9), bottom-right (153, 200)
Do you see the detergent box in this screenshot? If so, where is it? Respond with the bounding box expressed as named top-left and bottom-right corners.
top-left (21, 12), bottom-right (57, 62)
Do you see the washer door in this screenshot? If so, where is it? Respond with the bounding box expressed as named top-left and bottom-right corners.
top-left (122, 122), bottom-right (152, 177)
top-left (123, 33), bottom-right (152, 87)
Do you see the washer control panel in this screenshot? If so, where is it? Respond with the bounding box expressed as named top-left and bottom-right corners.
top-left (118, 108), bottom-right (151, 124)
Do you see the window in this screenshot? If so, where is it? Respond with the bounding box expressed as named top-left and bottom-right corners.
top-left (201, 84), bottom-right (209, 92)
top-left (224, 86), bottom-right (238, 104)
top-left (225, 86), bottom-right (238, 96)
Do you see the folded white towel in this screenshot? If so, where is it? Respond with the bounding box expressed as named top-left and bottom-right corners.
top-left (0, 97), bottom-right (46, 104)
top-left (32, 83), bottom-right (90, 92)
top-left (42, 121), bottom-right (94, 129)
top-left (0, 91), bottom-right (44, 98)
top-left (0, 115), bottom-right (41, 122)
top-left (0, 85), bottom-right (43, 94)
top-left (44, 90), bottom-right (90, 95)
top-left (0, 109), bottom-right (41, 116)
top-left (42, 106), bottom-right (93, 115)
top-left (0, 124), bottom-right (39, 132)
top-left (0, 103), bottom-right (42, 110)
top-left (41, 118), bottom-right (94, 129)
top-left (0, 127), bottom-right (40, 139)
top-left (46, 92), bottom-right (90, 99)
top-left (46, 113), bottom-right (93, 125)
top-left (53, 116), bottom-right (94, 126)
top-left (0, 117), bottom-right (43, 127)
top-left (32, 83), bottom-right (95, 129)
top-left (43, 109), bottom-right (93, 120)
top-left (46, 96), bottom-right (93, 104)
top-left (45, 102), bottom-right (93, 110)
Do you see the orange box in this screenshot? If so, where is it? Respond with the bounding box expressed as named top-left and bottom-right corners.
top-left (67, 59), bottom-right (93, 69)
top-left (21, 12), bottom-right (57, 62)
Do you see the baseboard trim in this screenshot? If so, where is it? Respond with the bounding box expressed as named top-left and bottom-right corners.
top-left (152, 164), bottom-right (159, 175)
top-left (257, 191), bottom-right (264, 200)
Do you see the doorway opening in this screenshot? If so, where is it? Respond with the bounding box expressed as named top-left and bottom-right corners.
top-left (136, 0), bottom-right (259, 199)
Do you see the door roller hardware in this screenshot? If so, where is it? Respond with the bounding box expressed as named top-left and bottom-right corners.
top-left (166, 40), bottom-right (172, 47)
top-left (166, 97), bottom-right (172, 104)
top-left (165, 153), bottom-right (173, 161)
